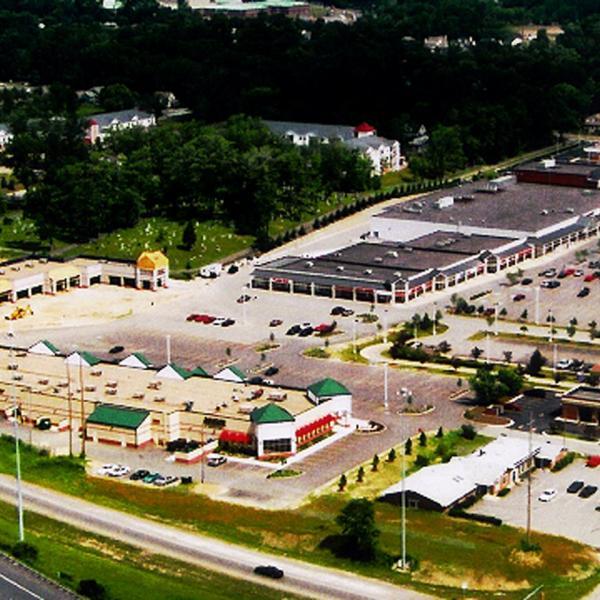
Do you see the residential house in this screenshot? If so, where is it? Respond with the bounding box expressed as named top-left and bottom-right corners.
top-left (263, 120), bottom-right (404, 176)
top-left (85, 109), bottom-right (156, 144)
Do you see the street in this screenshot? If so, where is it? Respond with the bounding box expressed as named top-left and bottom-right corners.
top-left (0, 475), bottom-right (432, 600)
top-left (0, 553), bottom-right (76, 600)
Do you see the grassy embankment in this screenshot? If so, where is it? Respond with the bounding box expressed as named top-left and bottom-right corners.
top-left (0, 499), bottom-right (301, 600)
top-left (0, 435), bottom-right (597, 598)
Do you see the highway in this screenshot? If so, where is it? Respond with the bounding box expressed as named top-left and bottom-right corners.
top-left (0, 552), bottom-right (76, 600)
top-left (0, 475), bottom-right (433, 600)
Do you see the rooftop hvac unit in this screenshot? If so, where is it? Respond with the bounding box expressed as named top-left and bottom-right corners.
top-left (405, 247), bottom-right (413, 253)
top-left (364, 269), bottom-right (373, 275)
top-left (540, 209), bottom-right (549, 215)
top-left (542, 158), bottom-right (556, 169)
top-left (385, 250), bottom-right (399, 258)
top-left (305, 261), bottom-right (314, 267)
top-left (564, 208), bottom-right (575, 214)
top-left (374, 257), bottom-right (383, 263)
top-left (336, 265), bottom-right (345, 271)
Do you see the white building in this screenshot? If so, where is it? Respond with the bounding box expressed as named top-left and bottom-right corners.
top-left (85, 109), bottom-right (156, 144)
top-left (263, 120), bottom-right (405, 176)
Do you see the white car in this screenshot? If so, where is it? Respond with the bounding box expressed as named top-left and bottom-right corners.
top-left (538, 488), bottom-right (557, 502)
top-left (107, 464), bottom-right (131, 477)
top-left (574, 270), bottom-right (584, 277)
top-left (212, 317), bottom-right (227, 326)
top-left (207, 454), bottom-right (227, 467)
top-left (557, 359), bottom-right (573, 370)
top-left (96, 463), bottom-right (118, 476)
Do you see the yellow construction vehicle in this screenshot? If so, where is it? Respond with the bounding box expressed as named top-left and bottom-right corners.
top-left (5, 305), bottom-right (33, 320)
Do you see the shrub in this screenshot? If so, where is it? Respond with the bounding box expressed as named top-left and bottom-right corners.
top-left (338, 473), bottom-right (347, 491)
top-left (551, 452), bottom-right (575, 472)
top-left (414, 454), bottom-right (429, 467)
top-left (460, 424), bottom-right (476, 440)
top-left (77, 579), bottom-right (107, 600)
top-left (419, 431), bottom-right (427, 447)
top-left (387, 448), bottom-right (396, 462)
top-left (436, 426), bottom-right (443, 438)
top-left (498, 487), bottom-right (510, 497)
top-left (371, 454), bottom-right (380, 472)
top-left (404, 438), bottom-right (412, 455)
top-left (11, 542), bottom-right (38, 563)
top-left (449, 509), bottom-right (502, 526)
top-left (519, 538), bottom-right (541, 553)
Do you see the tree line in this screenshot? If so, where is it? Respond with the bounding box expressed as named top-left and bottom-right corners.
top-left (19, 115), bottom-right (373, 243)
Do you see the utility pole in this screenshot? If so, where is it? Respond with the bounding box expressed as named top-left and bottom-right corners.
top-left (200, 422), bottom-right (206, 484)
top-left (66, 362), bottom-right (73, 456)
top-left (534, 286), bottom-right (540, 325)
top-left (9, 342), bottom-right (24, 541)
top-left (79, 358), bottom-right (86, 457)
top-left (383, 310), bottom-right (388, 344)
top-left (352, 319), bottom-right (357, 355)
top-left (553, 343), bottom-right (558, 379)
top-left (432, 302), bottom-right (437, 337)
top-left (166, 334), bottom-right (172, 365)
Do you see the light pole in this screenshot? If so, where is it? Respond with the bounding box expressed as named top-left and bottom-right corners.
top-left (534, 286), bottom-right (540, 325)
top-left (166, 334), bottom-right (171, 365)
top-left (9, 341), bottom-right (24, 542)
top-left (352, 318), bottom-right (357, 355)
top-left (383, 309), bottom-right (388, 345)
top-left (485, 331), bottom-right (490, 364)
top-left (494, 302), bottom-right (499, 336)
top-left (242, 284), bottom-right (249, 326)
top-left (432, 302), bottom-right (437, 336)
top-left (548, 309), bottom-right (554, 343)
top-left (383, 362), bottom-right (389, 411)
top-left (553, 343), bottom-right (558, 378)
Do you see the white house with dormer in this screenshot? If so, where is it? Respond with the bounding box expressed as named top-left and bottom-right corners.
top-left (263, 120), bottom-right (405, 176)
top-left (85, 109), bottom-right (156, 144)
top-left (0, 123), bottom-right (13, 151)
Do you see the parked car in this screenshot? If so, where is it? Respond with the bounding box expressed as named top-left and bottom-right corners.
top-left (269, 319), bottom-right (283, 327)
top-left (227, 264), bottom-right (239, 274)
top-left (579, 485), bottom-right (598, 499)
top-left (538, 488), bottom-right (557, 502)
top-left (286, 325), bottom-right (301, 336)
top-left (341, 309), bottom-right (354, 317)
top-left (108, 465), bottom-right (130, 478)
top-left (512, 293), bottom-right (526, 302)
top-left (207, 454), bottom-right (227, 467)
top-left (196, 314), bottom-right (215, 324)
top-left (96, 464), bottom-right (118, 476)
top-left (248, 376), bottom-right (264, 385)
top-left (237, 294), bottom-right (251, 303)
top-left (212, 317), bottom-right (227, 326)
top-left (253, 565), bottom-right (284, 579)
top-left (588, 260), bottom-right (600, 269)
top-left (558, 268), bottom-right (575, 279)
top-left (584, 273), bottom-right (597, 282)
top-left (540, 268), bottom-right (557, 277)
top-left (130, 469), bottom-right (150, 481)
top-left (567, 480), bottom-right (585, 494)
top-left (186, 314), bottom-right (200, 322)
top-left (541, 280), bottom-right (560, 289)
top-left (264, 366), bottom-right (279, 376)
top-left (299, 326), bottom-right (314, 337)
top-left (221, 318), bottom-right (235, 327)
top-left (330, 306), bottom-right (346, 316)
top-left (574, 269), bottom-right (584, 277)
top-left (314, 322), bottom-right (336, 333)
top-left (521, 278), bottom-right (533, 285)
top-left (35, 417), bottom-right (51, 430)
top-left (577, 287), bottom-right (591, 298)
top-left (109, 345), bottom-right (124, 354)
top-left (143, 472), bottom-right (161, 484)
top-left (557, 359), bottom-right (573, 370)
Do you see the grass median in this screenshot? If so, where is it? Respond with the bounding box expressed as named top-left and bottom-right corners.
top-left (0, 499), bottom-right (301, 600)
top-left (0, 435), bottom-right (598, 598)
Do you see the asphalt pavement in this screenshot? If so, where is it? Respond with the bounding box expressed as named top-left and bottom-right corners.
top-left (0, 553), bottom-right (76, 600)
top-left (0, 475), bottom-right (432, 600)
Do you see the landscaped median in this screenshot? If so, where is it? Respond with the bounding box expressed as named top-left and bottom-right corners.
top-left (0, 435), bottom-right (598, 598)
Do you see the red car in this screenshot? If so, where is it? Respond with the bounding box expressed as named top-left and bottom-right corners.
top-left (186, 314), bottom-right (199, 322)
top-left (584, 273), bottom-right (597, 282)
top-left (314, 323), bottom-right (335, 333)
top-left (512, 293), bottom-right (526, 302)
top-left (195, 314), bottom-right (216, 324)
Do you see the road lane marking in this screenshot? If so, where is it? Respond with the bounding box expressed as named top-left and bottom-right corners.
top-left (0, 572), bottom-right (45, 599)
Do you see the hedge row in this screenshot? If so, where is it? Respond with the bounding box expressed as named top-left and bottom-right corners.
top-left (260, 177), bottom-right (462, 251)
top-left (449, 508), bottom-right (503, 526)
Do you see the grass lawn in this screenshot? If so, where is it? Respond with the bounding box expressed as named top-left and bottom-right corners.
top-left (0, 435), bottom-right (598, 598)
top-left (0, 212), bottom-right (49, 258)
top-left (380, 169), bottom-right (416, 189)
top-left (61, 217), bottom-right (254, 273)
top-left (324, 429), bottom-right (491, 500)
top-left (0, 500), bottom-right (300, 600)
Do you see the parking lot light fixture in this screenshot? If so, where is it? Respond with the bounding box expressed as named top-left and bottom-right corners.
top-left (534, 286), bottom-right (540, 325)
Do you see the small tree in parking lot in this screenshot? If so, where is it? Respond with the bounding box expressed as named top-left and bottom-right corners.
top-left (387, 448), bottom-right (396, 462)
top-left (527, 349), bottom-right (546, 376)
top-left (419, 431), bottom-right (427, 447)
top-left (357, 466), bottom-right (365, 483)
top-left (405, 438), bottom-right (413, 455)
top-left (338, 473), bottom-right (347, 492)
top-left (371, 454), bottom-right (380, 471)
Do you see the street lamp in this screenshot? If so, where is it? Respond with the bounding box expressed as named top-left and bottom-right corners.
top-left (9, 340), bottom-right (24, 542)
top-left (352, 318), bottom-right (358, 355)
top-left (534, 286), bottom-right (540, 325)
top-left (432, 302), bottom-right (437, 336)
top-left (383, 362), bottom-right (389, 411)
top-left (383, 309), bottom-right (388, 345)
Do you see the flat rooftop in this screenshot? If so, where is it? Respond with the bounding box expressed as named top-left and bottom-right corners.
top-left (255, 236), bottom-right (502, 287)
top-left (376, 181), bottom-right (600, 234)
top-left (516, 160), bottom-right (600, 178)
top-left (0, 349), bottom-right (316, 431)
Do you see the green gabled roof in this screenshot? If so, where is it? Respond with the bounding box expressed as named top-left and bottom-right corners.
top-left (250, 403), bottom-right (294, 425)
top-left (132, 352), bottom-right (152, 367)
top-left (87, 404), bottom-right (149, 430)
top-left (226, 365), bottom-right (246, 380)
top-left (41, 340), bottom-right (60, 354)
top-left (192, 366), bottom-right (209, 377)
top-left (80, 351), bottom-right (101, 366)
top-left (168, 363), bottom-right (193, 380)
top-left (307, 378), bottom-right (349, 398)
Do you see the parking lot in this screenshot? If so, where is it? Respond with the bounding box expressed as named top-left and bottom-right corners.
top-left (471, 458), bottom-right (600, 546)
